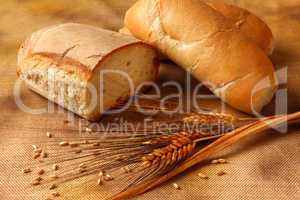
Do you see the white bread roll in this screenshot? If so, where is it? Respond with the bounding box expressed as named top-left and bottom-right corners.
top-left (124, 0), bottom-right (277, 114)
top-left (17, 23), bottom-right (159, 121)
top-left (204, 0), bottom-right (274, 55)
top-left (120, 0), bottom-right (274, 55)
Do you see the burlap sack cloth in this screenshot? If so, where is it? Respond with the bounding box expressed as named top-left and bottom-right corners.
top-left (0, 0), bottom-right (299, 199)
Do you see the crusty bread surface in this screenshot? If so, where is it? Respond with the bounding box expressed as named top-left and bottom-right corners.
top-left (17, 23), bottom-right (159, 121)
top-left (203, 0), bottom-right (274, 55)
top-left (120, 0), bottom-right (274, 55)
top-left (124, 0), bottom-right (277, 114)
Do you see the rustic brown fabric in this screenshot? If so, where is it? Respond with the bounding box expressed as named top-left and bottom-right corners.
top-left (0, 117), bottom-right (299, 200)
top-left (0, 1), bottom-right (299, 200)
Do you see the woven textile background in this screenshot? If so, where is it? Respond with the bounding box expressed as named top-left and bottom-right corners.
top-left (0, 0), bottom-right (299, 200)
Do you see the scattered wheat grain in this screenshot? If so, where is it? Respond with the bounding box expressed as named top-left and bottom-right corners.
top-left (217, 171), bottom-right (226, 176)
top-left (51, 192), bottom-right (60, 197)
top-left (52, 164), bottom-right (59, 171)
top-left (123, 166), bottom-right (132, 173)
top-left (41, 152), bottom-right (48, 158)
top-left (34, 177), bottom-right (43, 182)
top-left (32, 145), bottom-right (38, 150)
top-left (31, 180), bottom-right (40, 186)
top-left (59, 141), bottom-right (69, 147)
top-left (218, 158), bottom-right (227, 164)
top-left (49, 175), bottom-right (59, 180)
top-left (79, 163), bottom-right (86, 168)
top-left (34, 153), bottom-right (41, 159)
top-left (46, 132), bottom-right (52, 138)
top-left (97, 178), bottom-right (103, 186)
top-left (104, 174), bottom-right (113, 181)
top-left (49, 184), bottom-right (57, 190)
top-left (38, 169), bottom-right (45, 175)
top-left (85, 127), bottom-right (92, 132)
top-left (198, 172), bottom-right (208, 179)
top-left (211, 159), bottom-right (218, 164)
top-left (23, 168), bottom-right (32, 174)
top-left (172, 183), bottom-right (181, 190)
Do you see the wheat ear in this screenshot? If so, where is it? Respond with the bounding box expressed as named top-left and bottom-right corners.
top-left (140, 132), bottom-right (221, 168)
top-left (126, 132), bottom-right (222, 188)
top-left (110, 112), bottom-right (300, 200)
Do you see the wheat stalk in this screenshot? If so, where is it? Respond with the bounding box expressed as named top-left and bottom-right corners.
top-left (141, 132), bottom-right (196, 169)
top-left (23, 109), bottom-right (293, 200)
top-left (111, 112), bottom-right (300, 200)
top-left (24, 113), bottom-right (227, 194)
top-left (141, 131), bottom-right (224, 168)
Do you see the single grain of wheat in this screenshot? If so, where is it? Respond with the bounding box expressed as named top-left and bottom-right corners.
top-left (46, 132), bottom-right (52, 138)
top-left (32, 145), bottom-right (38, 150)
top-left (123, 166), bottom-right (132, 173)
top-left (79, 163), bottom-right (86, 168)
top-left (23, 168), bottom-right (32, 174)
top-left (34, 177), bottom-right (43, 182)
top-left (104, 174), bottom-right (113, 181)
top-left (97, 178), bottom-right (103, 186)
top-left (38, 169), bottom-right (45, 175)
top-left (34, 153), bottom-right (41, 159)
top-left (59, 141), bottom-right (69, 147)
top-left (218, 158), bottom-right (227, 164)
top-left (85, 127), bottom-right (92, 132)
top-left (31, 180), bottom-right (40, 186)
top-left (49, 174), bottom-right (59, 180)
top-left (49, 184), bottom-right (57, 190)
top-left (52, 164), bottom-right (59, 171)
top-left (98, 171), bottom-right (104, 177)
top-left (51, 192), bottom-right (60, 197)
top-left (198, 172), bottom-right (208, 179)
top-left (173, 183), bottom-right (181, 190)
top-left (217, 171), bottom-right (226, 176)
top-left (41, 152), bottom-right (48, 158)
top-left (211, 159), bottom-right (218, 164)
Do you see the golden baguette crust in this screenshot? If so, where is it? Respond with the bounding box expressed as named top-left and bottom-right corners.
top-left (124, 0), bottom-right (277, 114)
top-left (204, 0), bottom-right (274, 55)
top-left (120, 0), bottom-right (274, 55)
